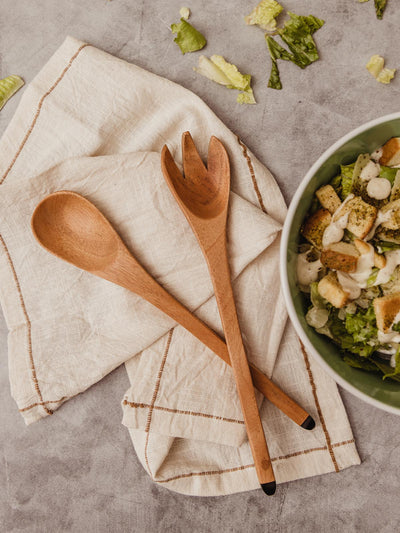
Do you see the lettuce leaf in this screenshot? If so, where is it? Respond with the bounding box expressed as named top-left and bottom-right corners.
top-left (367, 54), bottom-right (396, 84)
top-left (373, 354), bottom-right (400, 382)
top-left (194, 55), bottom-right (256, 104)
top-left (329, 306), bottom-right (378, 358)
top-left (278, 12), bottom-right (324, 68)
top-left (179, 7), bottom-right (190, 20)
top-left (265, 12), bottom-right (324, 89)
top-left (374, 240), bottom-right (400, 254)
top-left (377, 68), bottom-right (396, 84)
top-left (375, 0), bottom-right (388, 19)
top-left (171, 19), bottom-right (206, 54)
top-left (0, 75), bottom-right (24, 111)
top-left (380, 165), bottom-right (398, 185)
top-left (340, 162), bottom-right (355, 200)
top-left (265, 36), bottom-right (293, 89)
top-left (245, 0), bottom-right (283, 32)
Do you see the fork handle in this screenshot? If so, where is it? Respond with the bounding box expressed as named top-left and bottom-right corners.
top-left (204, 232), bottom-right (276, 493)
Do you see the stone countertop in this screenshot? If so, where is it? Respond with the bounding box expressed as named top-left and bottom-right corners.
top-left (0, 1), bottom-right (399, 531)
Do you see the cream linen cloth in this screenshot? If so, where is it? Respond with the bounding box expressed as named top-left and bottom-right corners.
top-left (0, 37), bottom-right (360, 496)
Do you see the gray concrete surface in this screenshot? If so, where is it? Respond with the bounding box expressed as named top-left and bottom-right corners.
top-left (1, 1), bottom-right (400, 531)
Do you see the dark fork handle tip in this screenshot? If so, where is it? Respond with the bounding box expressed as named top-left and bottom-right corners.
top-left (301, 415), bottom-right (316, 431)
top-left (261, 481), bottom-right (276, 496)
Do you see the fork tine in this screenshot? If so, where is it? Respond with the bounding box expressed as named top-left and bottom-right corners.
top-left (161, 144), bottom-right (185, 184)
top-left (182, 131), bottom-right (208, 180)
top-left (207, 136), bottom-right (230, 187)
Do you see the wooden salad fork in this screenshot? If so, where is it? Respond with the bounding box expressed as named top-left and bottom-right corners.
top-left (161, 132), bottom-right (278, 495)
top-left (31, 191), bottom-right (314, 436)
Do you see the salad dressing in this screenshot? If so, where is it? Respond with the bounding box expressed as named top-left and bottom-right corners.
top-left (374, 249), bottom-right (400, 285)
top-left (321, 194), bottom-right (355, 248)
top-left (337, 271), bottom-right (361, 299)
top-left (348, 243), bottom-right (375, 288)
top-left (365, 208), bottom-right (393, 241)
top-left (296, 252), bottom-right (322, 287)
top-left (322, 213), bottom-right (349, 247)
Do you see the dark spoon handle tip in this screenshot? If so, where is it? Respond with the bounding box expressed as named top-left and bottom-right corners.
top-left (300, 415), bottom-right (316, 431)
top-left (261, 481), bottom-right (276, 496)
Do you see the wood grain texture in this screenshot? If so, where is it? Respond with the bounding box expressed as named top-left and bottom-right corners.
top-left (161, 132), bottom-right (276, 491)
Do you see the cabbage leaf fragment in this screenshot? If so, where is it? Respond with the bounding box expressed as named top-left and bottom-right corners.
top-left (0, 75), bottom-right (24, 111)
top-left (194, 55), bottom-right (256, 104)
top-left (171, 18), bottom-right (206, 54)
top-left (244, 0), bottom-right (283, 32)
top-left (366, 54), bottom-right (396, 84)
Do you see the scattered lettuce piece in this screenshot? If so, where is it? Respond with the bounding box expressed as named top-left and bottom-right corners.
top-left (210, 55), bottom-right (251, 91)
top-left (236, 91), bottom-right (256, 105)
top-left (194, 56), bottom-right (232, 85)
top-left (377, 68), bottom-right (396, 84)
top-left (366, 54), bottom-right (396, 84)
top-left (375, 0), bottom-right (388, 19)
top-left (265, 12), bottom-right (324, 89)
top-left (265, 35), bottom-right (293, 89)
top-left (179, 7), bottom-right (190, 20)
top-left (194, 55), bottom-right (256, 104)
top-left (366, 54), bottom-right (384, 77)
top-left (171, 18), bottom-right (206, 54)
top-left (245, 0), bottom-right (283, 32)
top-left (278, 12), bottom-right (324, 68)
top-left (359, 0), bottom-right (388, 19)
top-left (0, 75), bottom-right (24, 111)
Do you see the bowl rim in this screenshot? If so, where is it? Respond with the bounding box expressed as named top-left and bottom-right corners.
top-left (280, 111), bottom-right (400, 415)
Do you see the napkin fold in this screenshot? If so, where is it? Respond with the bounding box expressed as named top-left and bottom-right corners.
top-left (0, 37), bottom-right (360, 496)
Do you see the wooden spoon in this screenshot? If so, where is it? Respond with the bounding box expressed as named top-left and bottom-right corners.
top-left (31, 191), bottom-right (314, 430)
top-left (161, 132), bottom-right (277, 495)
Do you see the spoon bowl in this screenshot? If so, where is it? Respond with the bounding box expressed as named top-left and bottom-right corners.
top-left (31, 191), bottom-right (120, 272)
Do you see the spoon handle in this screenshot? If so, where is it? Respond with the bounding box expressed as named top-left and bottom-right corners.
top-left (113, 252), bottom-right (313, 430)
top-left (202, 233), bottom-right (276, 494)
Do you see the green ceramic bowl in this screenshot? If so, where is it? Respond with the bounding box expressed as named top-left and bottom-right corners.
top-left (281, 113), bottom-right (400, 414)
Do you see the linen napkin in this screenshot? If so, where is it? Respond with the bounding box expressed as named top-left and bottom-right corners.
top-left (0, 37), bottom-right (360, 496)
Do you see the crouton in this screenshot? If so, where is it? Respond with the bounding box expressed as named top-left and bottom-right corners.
top-left (318, 272), bottom-right (349, 308)
top-left (380, 137), bottom-right (400, 167)
top-left (321, 242), bottom-right (360, 273)
top-left (345, 197), bottom-right (377, 239)
top-left (380, 199), bottom-right (400, 230)
top-left (374, 292), bottom-right (400, 332)
top-left (315, 185), bottom-right (342, 214)
top-left (354, 239), bottom-right (386, 269)
top-left (376, 227), bottom-right (400, 244)
top-left (301, 208), bottom-right (332, 249)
